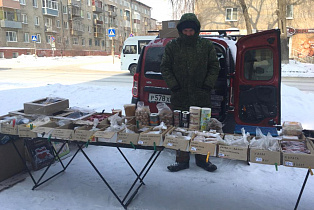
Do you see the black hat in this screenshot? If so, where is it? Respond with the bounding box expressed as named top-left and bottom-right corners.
top-left (178, 21), bottom-right (198, 32)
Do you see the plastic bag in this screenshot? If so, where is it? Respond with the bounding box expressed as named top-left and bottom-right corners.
top-left (152, 122), bottom-right (167, 131)
top-left (135, 101), bottom-right (150, 126)
top-left (223, 128), bottom-right (250, 146)
top-left (207, 118), bottom-right (223, 133)
top-left (250, 127), bottom-right (280, 151)
top-left (156, 103), bottom-right (173, 126)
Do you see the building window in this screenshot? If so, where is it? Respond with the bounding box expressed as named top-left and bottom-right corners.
top-left (22, 14), bottom-right (28, 24)
top-left (82, 38), bottom-right (85, 46)
top-left (95, 39), bottom-right (100, 46)
top-left (87, 12), bottom-right (91, 19)
top-left (36, 34), bottom-right (41, 43)
top-left (46, 35), bottom-right (52, 44)
top-left (63, 5), bottom-right (67, 14)
top-left (6, 31), bottom-right (17, 42)
top-left (24, 33), bottom-right (29, 42)
top-left (57, 36), bottom-right (61, 43)
top-left (89, 38), bottom-right (92, 46)
top-left (64, 21), bottom-right (68, 29)
top-left (35, 16), bottom-right (40, 25)
top-left (20, 0), bottom-right (26, 5)
top-left (12, 52), bottom-right (19, 58)
top-left (87, 0), bottom-right (91, 6)
top-left (56, 20), bottom-right (60, 28)
top-left (286, 5), bottom-right (293, 19)
top-left (226, 8), bottom-right (238, 21)
top-left (33, 0), bottom-right (38, 7)
top-left (0, 52), bottom-right (4, 58)
top-left (73, 37), bottom-right (79, 45)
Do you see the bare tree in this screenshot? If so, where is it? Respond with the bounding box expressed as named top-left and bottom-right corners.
top-left (169, 0), bottom-right (195, 19)
top-left (239, 0), bottom-right (252, 34)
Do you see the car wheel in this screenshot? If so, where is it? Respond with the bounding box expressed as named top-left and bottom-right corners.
top-left (129, 64), bottom-right (137, 76)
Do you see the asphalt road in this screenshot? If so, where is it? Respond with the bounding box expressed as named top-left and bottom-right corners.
top-left (0, 61), bottom-right (133, 86)
top-left (0, 62), bottom-right (313, 93)
top-left (281, 77), bottom-right (314, 93)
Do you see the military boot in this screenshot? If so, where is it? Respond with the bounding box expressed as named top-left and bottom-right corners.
top-left (167, 162), bottom-right (189, 172)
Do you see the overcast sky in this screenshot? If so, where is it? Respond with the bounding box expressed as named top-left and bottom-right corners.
top-left (138, 0), bottom-right (173, 22)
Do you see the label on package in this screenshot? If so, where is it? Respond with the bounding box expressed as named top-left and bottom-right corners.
top-left (255, 157), bottom-right (263, 162)
top-left (285, 161), bottom-right (294, 166)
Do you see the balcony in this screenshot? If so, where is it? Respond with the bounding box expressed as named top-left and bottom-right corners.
top-left (109, 11), bottom-right (117, 17)
top-left (0, 20), bottom-right (22, 29)
top-left (94, 19), bottom-right (103, 25)
top-left (94, 32), bottom-right (103, 38)
top-left (42, 8), bottom-right (59, 16)
top-left (45, 26), bottom-right (58, 33)
top-left (0, 0), bottom-right (20, 9)
top-left (92, 0), bottom-right (102, 13)
top-left (71, 29), bottom-right (83, 36)
top-left (69, 6), bottom-right (81, 18)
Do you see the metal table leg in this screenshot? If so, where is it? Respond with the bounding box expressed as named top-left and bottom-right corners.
top-left (294, 169), bottom-right (310, 210)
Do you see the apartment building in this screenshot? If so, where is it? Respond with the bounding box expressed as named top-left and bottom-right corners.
top-left (0, 0), bottom-right (157, 58)
top-left (195, 0), bottom-right (314, 62)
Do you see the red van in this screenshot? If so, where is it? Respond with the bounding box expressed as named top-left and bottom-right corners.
top-left (131, 29), bottom-right (281, 133)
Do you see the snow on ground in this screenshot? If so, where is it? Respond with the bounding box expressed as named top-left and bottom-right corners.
top-left (0, 56), bottom-right (314, 210)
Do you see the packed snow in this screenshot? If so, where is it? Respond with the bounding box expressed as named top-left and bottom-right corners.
top-left (0, 55), bottom-right (314, 210)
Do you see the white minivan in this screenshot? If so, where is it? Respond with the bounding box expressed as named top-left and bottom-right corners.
top-left (120, 36), bottom-right (156, 75)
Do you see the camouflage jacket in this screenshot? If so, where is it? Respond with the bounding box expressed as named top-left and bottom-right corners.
top-left (160, 13), bottom-right (220, 111)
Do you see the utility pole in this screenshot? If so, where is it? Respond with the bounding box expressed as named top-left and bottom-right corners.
top-left (277, 0), bottom-right (289, 64)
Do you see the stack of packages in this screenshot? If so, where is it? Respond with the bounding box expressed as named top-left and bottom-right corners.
top-left (280, 121), bottom-right (314, 168)
top-left (249, 127), bottom-right (281, 165)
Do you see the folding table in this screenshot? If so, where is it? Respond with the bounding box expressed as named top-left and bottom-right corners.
top-left (10, 136), bottom-right (163, 210)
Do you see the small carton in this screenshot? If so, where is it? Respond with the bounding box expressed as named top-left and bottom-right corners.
top-left (163, 127), bottom-right (193, 151)
top-left (32, 121), bottom-right (60, 138)
top-left (76, 112), bottom-right (113, 125)
top-left (53, 109), bottom-right (95, 121)
top-left (51, 123), bottom-right (76, 140)
top-left (138, 126), bottom-right (172, 146)
top-left (189, 141), bottom-right (217, 156)
top-left (249, 148), bottom-right (281, 165)
top-left (117, 125), bottom-right (141, 145)
top-left (281, 139), bottom-right (314, 168)
top-left (218, 145), bottom-right (249, 161)
top-left (217, 134), bottom-right (250, 161)
top-left (24, 97), bottom-right (69, 115)
top-left (94, 126), bottom-right (124, 143)
top-left (72, 125), bottom-right (99, 142)
top-left (0, 114), bottom-right (27, 135)
top-left (17, 124), bottom-right (37, 138)
top-left (160, 20), bottom-right (179, 38)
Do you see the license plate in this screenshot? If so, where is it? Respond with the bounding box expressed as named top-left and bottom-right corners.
top-left (148, 93), bottom-right (171, 103)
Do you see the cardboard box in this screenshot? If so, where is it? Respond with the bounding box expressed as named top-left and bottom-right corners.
top-left (0, 114), bottom-right (19, 135)
top-left (17, 124), bottom-right (37, 138)
top-left (94, 126), bottom-right (125, 143)
top-left (159, 29), bottom-right (179, 38)
top-left (24, 97), bottom-right (69, 115)
top-left (72, 124), bottom-right (106, 142)
top-left (32, 121), bottom-right (60, 138)
top-left (138, 126), bottom-right (171, 146)
top-left (163, 127), bottom-right (193, 151)
top-left (218, 145), bottom-right (249, 161)
top-left (163, 135), bottom-right (190, 151)
top-left (189, 141), bottom-right (217, 156)
top-left (117, 125), bottom-right (141, 145)
top-left (281, 139), bottom-right (314, 168)
top-left (250, 148), bottom-right (281, 165)
top-left (51, 123), bottom-right (76, 140)
top-left (0, 138), bottom-right (25, 182)
top-left (75, 112), bottom-right (112, 125)
top-left (162, 20), bottom-right (179, 30)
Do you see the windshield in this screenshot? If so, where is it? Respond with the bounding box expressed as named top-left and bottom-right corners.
top-left (144, 47), bottom-right (165, 80)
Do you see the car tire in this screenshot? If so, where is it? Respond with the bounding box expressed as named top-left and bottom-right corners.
top-left (129, 64), bottom-right (137, 76)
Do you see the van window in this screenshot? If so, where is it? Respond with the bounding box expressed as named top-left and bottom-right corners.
top-left (244, 48), bottom-right (273, 81)
top-left (124, 45), bottom-right (137, 54)
top-left (144, 47), bottom-right (165, 80)
top-left (138, 40), bottom-right (152, 54)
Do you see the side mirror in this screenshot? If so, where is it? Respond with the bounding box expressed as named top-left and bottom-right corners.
top-left (122, 49), bottom-right (125, 54)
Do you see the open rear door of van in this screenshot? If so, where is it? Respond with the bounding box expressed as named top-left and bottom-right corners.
top-left (233, 29), bottom-right (281, 129)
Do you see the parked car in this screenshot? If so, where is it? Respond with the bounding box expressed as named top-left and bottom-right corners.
top-left (131, 29), bottom-right (281, 132)
top-left (120, 36), bottom-right (157, 75)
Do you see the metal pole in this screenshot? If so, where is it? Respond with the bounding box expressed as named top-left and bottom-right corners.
top-left (112, 37), bottom-right (114, 64)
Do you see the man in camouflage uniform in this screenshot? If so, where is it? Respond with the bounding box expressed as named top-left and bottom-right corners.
top-left (160, 13), bottom-right (220, 172)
